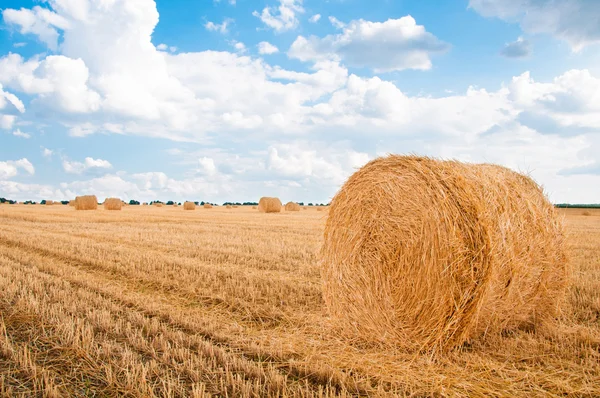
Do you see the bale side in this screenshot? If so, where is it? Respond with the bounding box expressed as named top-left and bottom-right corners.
top-left (74, 195), bottom-right (98, 211)
top-left (184, 201), bottom-right (196, 210)
top-left (203, 203), bottom-right (213, 209)
top-left (103, 198), bottom-right (122, 211)
top-left (45, 200), bottom-right (54, 206)
top-left (258, 197), bottom-right (282, 213)
top-left (321, 155), bottom-right (568, 352)
top-left (285, 202), bottom-right (301, 211)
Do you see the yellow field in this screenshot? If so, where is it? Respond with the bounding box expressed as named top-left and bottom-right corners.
top-left (0, 205), bottom-right (598, 397)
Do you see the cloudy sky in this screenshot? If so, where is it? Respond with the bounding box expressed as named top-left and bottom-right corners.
top-left (1, 0), bottom-right (600, 204)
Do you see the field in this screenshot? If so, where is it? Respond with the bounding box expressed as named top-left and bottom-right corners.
top-left (0, 204), bottom-right (598, 397)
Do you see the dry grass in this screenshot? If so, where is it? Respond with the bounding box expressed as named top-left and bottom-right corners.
top-left (74, 195), bottom-right (98, 211)
top-left (103, 198), bottom-right (122, 211)
top-left (322, 155), bottom-right (567, 352)
top-left (0, 204), bottom-right (597, 397)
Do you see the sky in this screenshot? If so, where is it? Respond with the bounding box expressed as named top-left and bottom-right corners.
top-left (1, 0), bottom-right (600, 204)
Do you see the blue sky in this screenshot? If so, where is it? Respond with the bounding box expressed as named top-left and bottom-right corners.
top-left (1, 0), bottom-right (600, 203)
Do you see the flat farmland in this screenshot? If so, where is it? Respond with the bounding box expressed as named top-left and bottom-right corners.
top-left (0, 205), bottom-right (598, 397)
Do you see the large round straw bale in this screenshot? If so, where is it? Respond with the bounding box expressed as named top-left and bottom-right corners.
top-left (258, 197), bottom-right (282, 213)
top-left (203, 203), bottom-right (212, 209)
top-left (226, 204), bottom-right (232, 209)
top-left (285, 201), bottom-right (301, 211)
top-left (45, 200), bottom-right (54, 206)
top-left (321, 155), bottom-right (568, 352)
top-left (74, 195), bottom-right (98, 210)
top-left (183, 201), bottom-right (196, 210)
top-left (103, 198), bottom-right (122, 210)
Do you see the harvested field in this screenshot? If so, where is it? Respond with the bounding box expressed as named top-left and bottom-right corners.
top-left (0, 205), bottom-right (598, 397)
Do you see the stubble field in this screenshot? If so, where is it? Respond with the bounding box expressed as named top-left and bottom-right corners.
top-left (0, 205), bottom-right (598, 397)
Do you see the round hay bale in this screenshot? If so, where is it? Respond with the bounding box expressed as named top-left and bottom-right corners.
top-left (233, 205), bottom-right (239, 208)
top-left (321, 155), bottom-right (568, 352)
top-left (285, 201), bottom-right (301, 211)
top-left (226, 204), bottom-right (232, 209)
top-left (258, 197), bottom-right (282, 213)
top-left (252, 206), bottom-right (257, 209)
top-left (303, 206), bottom-right (308, 210)
top-left (74, 195), bottom-right (98, 210)
top-left (183, 201), bottom-right (196, 210)
top-left (45, 200), bottom-right (54, 206)
top-left (68, 200), bottom-right (75, 206)
top-left (153, 203), bottom-right (163, 207)
top-left (203, 203), bottom-right (213, 209)
top-left (316, 207), bottom-right (324, 212)
top-left (103, 198), bottom-right (122, 210)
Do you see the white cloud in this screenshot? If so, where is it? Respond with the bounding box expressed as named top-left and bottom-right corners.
top-left (328, 16), bottom-right (345, 29)
top-left (288, 16), bottom-right (450, 72)
top-left (205, 18), bottom-right (233, 34)
top-left (0, 84), bottom-right (25, 113)
top-left (62, 157), bottom-right (112, 174)
top-left (2, 6), bottom-right (69, 51)
top-left (42, 147), bottom-right (53, 158)
top-left (198, 157), bottom-right (217, 176)
top-left (0, 158), bottom-right (35, 179)
top-left (309, 14), bottom-right (321, 23)
top-left (231, 41), bottom-right (247, 53)
top-left (12, 129), bottom-right (30, 139)
top-left (258, 41), bottom-right (279, 54)
top-left (0, 115), bottom-right (16, 130)
top-left (13, 42), bottom-right (27, 48)
top-left (253, 0), bottom-right (304, 32)
top-left (500, 37), bottom-right (531, 58)
top-left (469, 0), bottom-right (600, 52)
top-left (156, 43), bottom-right (168, 51)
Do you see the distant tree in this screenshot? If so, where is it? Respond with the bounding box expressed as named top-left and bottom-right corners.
top-left (61, 200), bottom-right (69, 205)
top-left (308, 203), bottom-right (313, 206)
top-left (298, 202), bottom-right (304, 206)
top-left (129, 200), bottom-right (140, 205)
top-left (166, 200), bottom-right (175, 205)
top-left (40, 200), bottom-right (47, 205)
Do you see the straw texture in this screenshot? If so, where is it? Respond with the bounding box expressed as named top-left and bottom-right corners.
top-left (74, 195), bottom-right (98, 211)
top-left (184, 201), bottom-right (196, 210)
top-left (285, 202), bottom-right (301, 211)
top-left (258, 197), bottom-right (282, 213)
top-left (103, 198), bottom-right (122, 210)
top-left (321, 155), bottom-right (568, 352)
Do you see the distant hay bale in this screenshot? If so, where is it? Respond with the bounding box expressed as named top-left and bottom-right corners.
top-left (45, 200), bottom-right (54, 206)
top-left (285, 201), bottom-right (301, 211)
top-left (153, 203), bottom-right (163, 207)
top-left (316, 207), bottom-right (324, 211)
top-left (258, 197), bottom-right (282, 213)
top-left (69, 200), bottom-right (75, 206)
top-left (226, 205), bottom-right (232, 209)
top-left (103, 198), bottom-right (122, 211)
top-left (184, 201), bottom-right (196, 210)
top-left (582, 210), bottom-right (592, 216)
top-left (321, 155), bottom-right (568, 352)
top-left (203, 203), bottom-right (213, 209)
top-left (74, 195), bottom-right (98, 211)
top-left (233, 205), bottom-right (239, 208)
top-left (252, 206), bottom-right (257, 209)
top-left (303, 206), bottom-right (308, 210)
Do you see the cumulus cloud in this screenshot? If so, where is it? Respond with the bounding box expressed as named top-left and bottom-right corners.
top-left (62, 157), bottom-right (112, 174)
top-left (0, 158), bottom-right (35, 179)
top-left (258, 41), bottom-right (279, 54)
top-left (288, 16), bottom-right (450, 72)
top-left (2, 6), bottom-right (69, 50)
top-left (469, 0), bottom-right (600, 52)
top-left (42, 147), bottom-right (54, 158)
top-left (205, 18), bottom-right (233, 34)
top-left (309, 14), bottom-right (321, 23)
top-left (253, 0), bottom-right (304, 32)
top-left (11, 129), bottom-right (30, 139)
top-left (500, 37), bottom-right (531, 58)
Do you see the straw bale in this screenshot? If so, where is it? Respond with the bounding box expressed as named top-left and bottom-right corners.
top-left (258, 197), bottom-right (282, 213)
top-left (316, 207), bottom-right (324, 211)
top-left (226, 205), bottom-right (232, 209)
top-left (285, 202), bottom-right (301, 211)
top-left (69, 200), bottom-right (75, 206)
top-left (252, 206), bottom-right (257, 209)
top-left (184, 201), bottom-right (196, 210)
top-left (321, 155), bottom-right (568, 352)
top-left (154, 203), bottom-right (163, 207)
top-left (203, 203), bottom-right (213, 209)
top-left (74, 195), bottom-right (98, 210)
top-left (103, 198), bottom-right (122, 210)
top-left (45, 200), bottom-right (54, 206)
